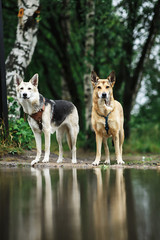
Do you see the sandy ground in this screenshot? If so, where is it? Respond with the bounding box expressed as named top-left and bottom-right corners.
top-left (0, 149), bottom-right (160, 169)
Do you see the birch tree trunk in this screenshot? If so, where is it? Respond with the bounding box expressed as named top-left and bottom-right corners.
top-left (6, 0), bottom-right (40, 117)
top-left (84, 0), bottom-right (95, 130)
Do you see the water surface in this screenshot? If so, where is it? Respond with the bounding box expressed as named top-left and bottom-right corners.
top-left (0, 167), bottom-right (160, 240)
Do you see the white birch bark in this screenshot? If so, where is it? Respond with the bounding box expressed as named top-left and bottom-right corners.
top-left (84, 0), bottom-right (95, 130)
top-left (6, 0), bottom-right (40, 116)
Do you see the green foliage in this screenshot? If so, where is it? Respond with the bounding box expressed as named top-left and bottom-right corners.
top-left (8, 118), bottom-right (34, 150)
top-left (100, 164), bottom-right (109, 170)
top-left (2, 0), bottom-right (17, 57)
top-left (0, 97), bottom-right (34, 155)
top-left (2, 0), bottom-right (160, 153)
top-left (7, 96), bottom-right (19, 116)
top-left (124, 121), bottom-right (160, 154)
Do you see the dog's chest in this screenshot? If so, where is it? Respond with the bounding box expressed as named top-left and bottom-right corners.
top-left (94, 117), bottom-right (105, 132)
top-left (20, 100), bottom-right (32, 115)
top-left (20, 99), bottom-right (40, 115)
top-left (96, 119), bottom-right (114, 136)
top-left (96, 121), bottom-right (105, 132)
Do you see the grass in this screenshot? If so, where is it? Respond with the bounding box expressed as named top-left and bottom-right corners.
top-left (123, 124), bottom-right (160, 154)
top-left (0, 145), bottom-right (23, 156)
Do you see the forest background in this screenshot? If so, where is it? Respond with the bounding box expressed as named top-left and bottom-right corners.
top-left (2, 0), bottom-right (160, 154)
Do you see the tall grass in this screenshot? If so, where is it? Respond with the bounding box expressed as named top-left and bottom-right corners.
top-left (124, 123), bottom-right (160, 154)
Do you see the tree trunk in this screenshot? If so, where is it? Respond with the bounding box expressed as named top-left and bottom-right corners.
top-left (84, 0), bottom-right (95, 131)
top-left (61, 0), bottom-right (71, 101)
top-left (40, 16), bottom-right (86, 132)
top-left (0, 0), bottom-right (8, 134)
top-left (6, 0), bottom-right (40, 117)
top-left (123, 0), bottom-right (160, 138)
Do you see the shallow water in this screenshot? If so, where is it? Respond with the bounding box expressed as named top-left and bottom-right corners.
top-left (0, 167), bottom-right (160, 240)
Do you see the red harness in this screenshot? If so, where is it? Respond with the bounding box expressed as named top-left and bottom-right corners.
top-left (30, 98), bottom-right (45, 130)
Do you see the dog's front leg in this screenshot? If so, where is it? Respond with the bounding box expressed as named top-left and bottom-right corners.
top-left (103, 138), bottom-right (110, 164)
top-left (113, 133), bottom-right (124, 164)
top-left (92, 133), bottom-right (102, 166)
top-left (31, 131), bottom-right (42, 166)
top-left (42, 130), bottom-right (51, 163)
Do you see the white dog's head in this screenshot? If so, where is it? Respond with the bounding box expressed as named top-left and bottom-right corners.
top-left (15, 74), bottom-right (39, 100)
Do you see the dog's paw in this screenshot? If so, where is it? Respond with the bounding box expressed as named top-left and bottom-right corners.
top-left (72, 159), bottom-right (77, 164)
top-left (92, 161), bottom-right (99, 166)
top-left (104, 159), bottom-right (110, 165)
top-left (31, 159), bottom-right (39, 166)
top-left (117, 159), bottom-right (125, 164)
top-left (57, 158), bottom-right (63, 163)
top-left (42, 158), bottom-right (49, 163)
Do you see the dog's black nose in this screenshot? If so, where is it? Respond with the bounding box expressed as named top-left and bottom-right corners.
top-left (23, 93), bottom-right (27, 99)
top-left (102, 93), bottom-right (107, 98)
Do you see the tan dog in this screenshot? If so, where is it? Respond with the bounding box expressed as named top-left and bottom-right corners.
top-left (91, 71), bottom-right (124, 165)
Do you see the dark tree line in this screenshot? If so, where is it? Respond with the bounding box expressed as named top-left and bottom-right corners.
top-left (2, 0), bottom-right (160, 140)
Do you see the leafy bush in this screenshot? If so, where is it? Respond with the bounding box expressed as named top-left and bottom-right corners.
top-left (0, 97), bottom-right (34, 155)
top-left (8, 118), bottom-right (34, 149)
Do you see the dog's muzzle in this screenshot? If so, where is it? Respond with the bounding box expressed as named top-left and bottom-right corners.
top-left (101, 92), bottom-right (110, 105)
top-left (102, 92), bottom-right (107, 98)
top-left (23, 93), bottom-right (28, 99)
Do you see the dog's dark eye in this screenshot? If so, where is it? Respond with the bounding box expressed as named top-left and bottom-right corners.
top-left (28, 87), bottom-right (31, 90)
top-left (106, 86), bottom-right (109, 89)
top-left (97, 86), bottom-right (101, 89)
top-left (20, 87), bottom-right (24, 90)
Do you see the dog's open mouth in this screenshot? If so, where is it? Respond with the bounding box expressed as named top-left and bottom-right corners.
top-left (23, 96), bottom-right (29, 99)
top-left (104, 98), bottom-right (110, 106)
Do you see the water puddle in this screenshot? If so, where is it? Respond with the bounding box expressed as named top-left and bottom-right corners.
top-left (0, 167), bottom-right (160, 240)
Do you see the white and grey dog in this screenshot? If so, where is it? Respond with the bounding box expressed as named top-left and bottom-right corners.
top-left (15, 73), bottom-right (79, 166)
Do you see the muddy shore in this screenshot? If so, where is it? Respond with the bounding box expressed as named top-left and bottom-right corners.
top-left (0, 150), bottom-right (160, 169)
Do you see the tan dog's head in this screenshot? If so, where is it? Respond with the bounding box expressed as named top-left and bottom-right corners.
top-left (91, 71), bottom-right (116, 102)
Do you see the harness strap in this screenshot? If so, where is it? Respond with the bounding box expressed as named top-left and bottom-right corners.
top-left (103, 112), bottom-right (112, 134)
top-left (30, 97), bottom-right (45, 130)
top-left (96, 111), bottom-right (112, 134)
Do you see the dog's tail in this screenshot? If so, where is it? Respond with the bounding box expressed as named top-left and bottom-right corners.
top-left (66, 128), bottom-right (72, 150)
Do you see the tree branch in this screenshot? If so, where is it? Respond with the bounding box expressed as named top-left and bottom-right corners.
top-left (131, 0), bottom-right (160, 97)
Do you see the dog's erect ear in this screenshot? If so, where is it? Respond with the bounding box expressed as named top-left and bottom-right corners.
top-left (108, 71), bottom-right (116, 87)
top-left (30, 74), bottom-right (38, 87)
top-left (91, 71), bottom-right (99, 87)
top-left (15, 74), bottom-right (23, 86)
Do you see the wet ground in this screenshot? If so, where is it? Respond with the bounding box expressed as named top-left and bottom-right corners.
top-left (0, 149), bottom-right (160, 169)
top-left (1, 151), bottom-right (160, 240)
